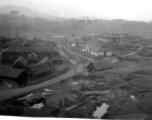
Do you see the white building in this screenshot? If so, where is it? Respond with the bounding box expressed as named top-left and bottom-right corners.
top-left (82, 46), bottom-right (112, 57)
top-left (105, 51), bottom-right (112, 57)
top-left (98, 52), bottom-right (104, 56)
top-left (71, 43), bottom-right (76, 47)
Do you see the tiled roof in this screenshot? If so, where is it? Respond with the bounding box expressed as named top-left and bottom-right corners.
top-left (29, 62), bottom-right (52, 75)
top-left (0, 67), bottom-right (24, 78)
top-left (12, 56), bottom-right (28, 67)
top-left (2, 47), bottom-right (56, 53)
top-left (39, 57), bottom-right (53, 65)
top-left (89, 60), bottom-right (113, 71)
top-left (28, 53), bottom-right (37, 61)
top-left (83, 40), bottom-right (106, 52)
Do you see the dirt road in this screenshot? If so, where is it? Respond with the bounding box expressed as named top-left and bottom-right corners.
top-left (65, 44), bottom-right (94, 62)
top-left (122, 47), bottom-right (143, 58)
top-left (0, 64), bottom-right (86, 102)
top-left (0, 44), bottom-right (86, 102)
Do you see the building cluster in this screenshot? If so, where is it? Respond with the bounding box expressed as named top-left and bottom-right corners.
top-left (1, 47), bottom-right (57, 65)
top-left (70, 33), bottom-right (141, 57)
top-left (0, 38), bottom-right (64, 86)
top-left (71, 38), bottom-right (112, 57)
top-left (99, 33), bottom-right (142, 43)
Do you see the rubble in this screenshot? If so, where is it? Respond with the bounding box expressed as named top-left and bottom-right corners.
top-left (31, 103), bottom-right (44, 109)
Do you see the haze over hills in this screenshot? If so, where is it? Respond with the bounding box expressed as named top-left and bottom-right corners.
top-left (0, 5), bottom-right (152, 38)
top-left (0, 5), bottom-right (63, 21)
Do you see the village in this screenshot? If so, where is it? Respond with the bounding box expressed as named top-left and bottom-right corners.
top-left (0, 33), bottom-right (152, 119)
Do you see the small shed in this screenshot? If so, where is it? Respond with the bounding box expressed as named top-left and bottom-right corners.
top-left (87, 60), bottom-right (113, 72)
top-left (12, 56), bottom-right (28, 69)
top-left (26, 62), bottom-right (53, 81)
top-left (0, 67), bottom-right (27, 85)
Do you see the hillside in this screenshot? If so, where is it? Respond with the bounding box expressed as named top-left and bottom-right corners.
top-left (0, 5), bottom-right (62, 20)
top-left (0, 7), bottom-right (152, 38)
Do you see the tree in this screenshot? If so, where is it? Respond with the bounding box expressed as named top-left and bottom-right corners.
top-left (10, 10), bottom-right (20, 17)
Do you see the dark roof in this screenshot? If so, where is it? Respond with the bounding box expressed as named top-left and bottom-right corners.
top-left (99, 34), bottom-right (122, 39)
top-left (53, 56), bottom-right (65, 62)
top-left (89, 60), bottom-right (112, 71)
top-left (83, 39), bottom-right (106, 52)
top-left (2, 47), bottom-right (56, 53)
top-left (12, 56), bottom-right (28, 67)
top-left (3, 39), bottom-right (26, 47)
top-left (29, 62), bottom-right (52, 75)
top-left (28, 53), bottom-right (37, 60)
top-left (0, 67), bottom-right (24, 78)
top-left (39, 56), bottom-right (53, 65)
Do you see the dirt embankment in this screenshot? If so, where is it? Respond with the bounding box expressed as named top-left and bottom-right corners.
top-left (111, 56), bottom-right (152, 73)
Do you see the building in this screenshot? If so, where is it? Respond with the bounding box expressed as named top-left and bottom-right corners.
top-left (81, 39), bottom-right (106, 56)
top-left (71, 43), bottom-right (76, 47)
top-left (2, 38), bottom-right (27, 49)
top-left (87, 60), bottom-right (113, 72)
top-left (25, 62), bottom-right (53, 81)
top-left (105, 51), bottom-right (113, 57)
top-left (53, 56), bottom-right (64, 64)
top-left (12, 56), bottom-right (28, 70)
top-left (39, 56), bottom-right (53, 66)
top-left (0, 67), bottom-right (27, 85)
top-left (1, 47), bottom-right (58, 64)
top-left (99, 33), bottom-right (141, 43)
top-left (28, 53), bottom-right (38, 64)
top-left (82, 42), bottom-right (113, 57)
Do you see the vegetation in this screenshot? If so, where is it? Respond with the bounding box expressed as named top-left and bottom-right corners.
top-left (1, 11), bottom-right (152, 37)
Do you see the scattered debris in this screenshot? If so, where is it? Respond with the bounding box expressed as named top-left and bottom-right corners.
top-left (44, 88), bottom-right (54, 92)
top-left (85, 90), bottom-right (111, 96)
top-left (64, 102), bottom-right (83, 111)
top-left (93, 103), bottom-right (109, 118)
top-left (130, 95), bottom-right (138, 103)
top-left (18, 93), bottom-right (33, 100)
top-left (71, 82), bottom-right (79, 85)
top-left (31, 103), bottom-right (44, 109)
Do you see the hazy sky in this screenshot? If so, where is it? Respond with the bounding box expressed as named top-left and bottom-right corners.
top-left (1, 0), bottom-right (152, 21)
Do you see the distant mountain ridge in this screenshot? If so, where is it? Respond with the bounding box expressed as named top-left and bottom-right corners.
top-left (0, 5), bottom-right (63, 20)
top-left (1, 5), bottom-right (152, 38)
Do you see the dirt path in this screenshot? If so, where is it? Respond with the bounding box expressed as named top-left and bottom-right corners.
top-left (65, 45), bottom-right (94, 62)
top-left (122, 47), bottom-right (143, 57)
top-left (57, 44), bottom-right (78, 65)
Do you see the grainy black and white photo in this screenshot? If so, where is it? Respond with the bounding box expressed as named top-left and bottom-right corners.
top-left (0, 0), bottom-right (152, 119)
